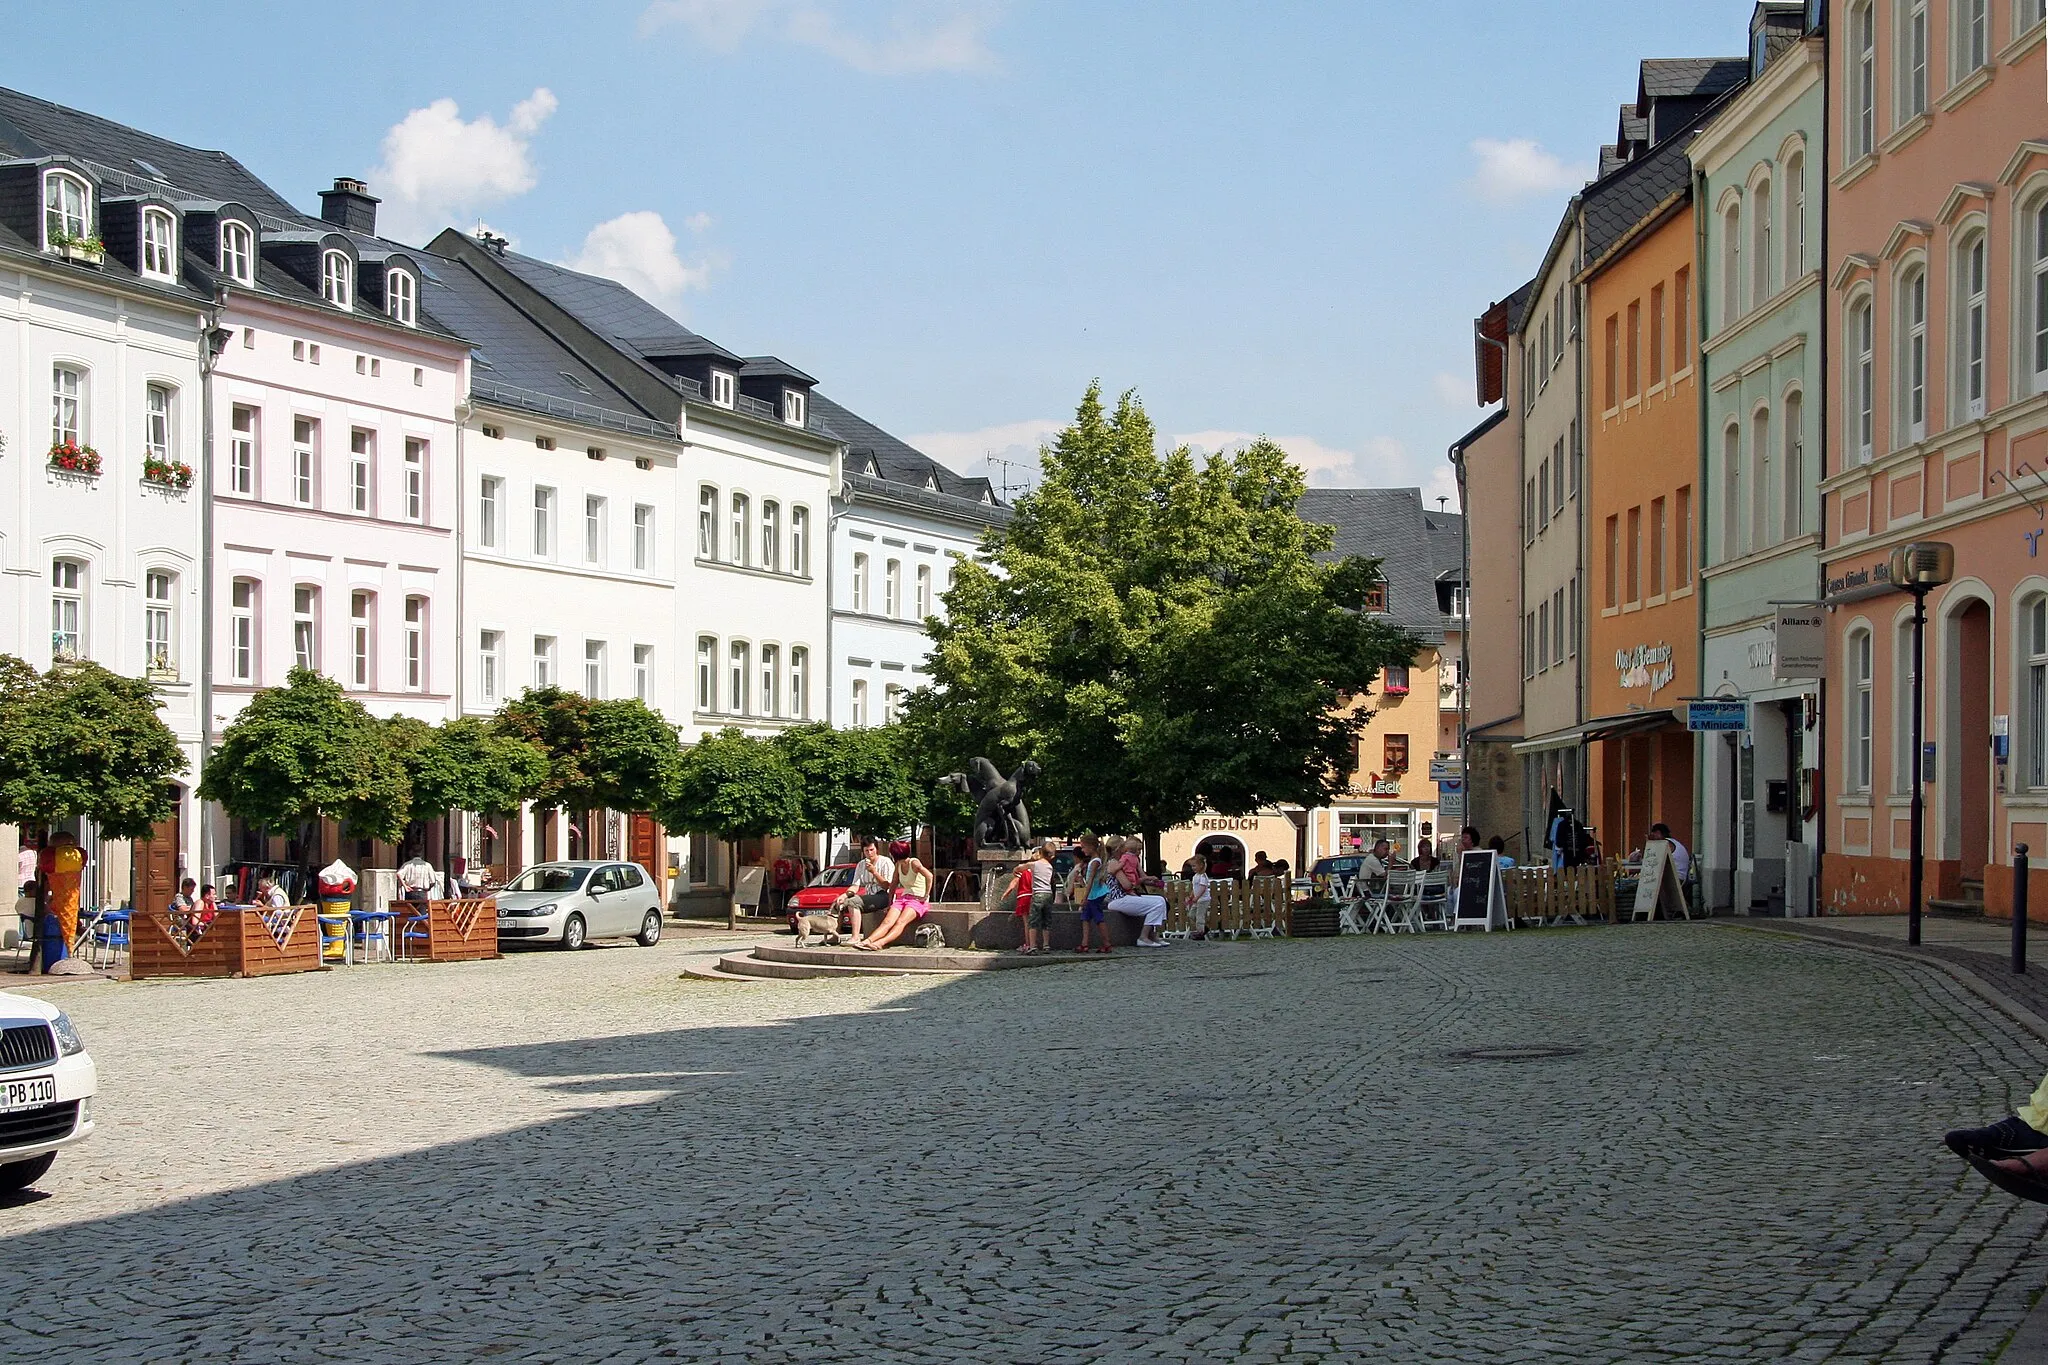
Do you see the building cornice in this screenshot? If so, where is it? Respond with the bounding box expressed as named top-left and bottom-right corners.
top-left (1687, 36), bottom-right (1824, 174)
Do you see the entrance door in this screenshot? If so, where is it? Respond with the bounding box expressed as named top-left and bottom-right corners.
top-left (1958, 601), bottom-right (1992, 882)
top-left (130, 790), bottom-right (180, 913)
top-left (629, 815), bottom-right (664, 900)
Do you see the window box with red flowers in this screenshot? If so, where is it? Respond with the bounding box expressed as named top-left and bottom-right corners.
top-left (48, 441), bottom-right (101, 477)
top-left (142, 456), bottom-right (193, 490)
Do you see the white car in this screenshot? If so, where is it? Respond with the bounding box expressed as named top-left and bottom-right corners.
top-left (0, 990), bottom-right (96, 1193)
top-left (495, 860), bottom-right (665, 950)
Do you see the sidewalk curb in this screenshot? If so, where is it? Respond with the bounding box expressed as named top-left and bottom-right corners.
top-left (1714, 920), bottom-right (2048, 1045)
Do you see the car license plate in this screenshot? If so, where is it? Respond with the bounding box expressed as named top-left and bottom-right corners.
top-left (0, 1075), bottom-right (56, 1113)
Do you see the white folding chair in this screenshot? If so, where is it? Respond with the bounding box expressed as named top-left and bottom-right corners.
top-left (1415, 872), bottom-right (1451, 931)
top-left (1368, 870), bottom-right (1419, 933)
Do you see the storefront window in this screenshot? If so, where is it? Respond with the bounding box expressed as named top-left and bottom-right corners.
top-left (1337, 810), bottom-right (1411, 860)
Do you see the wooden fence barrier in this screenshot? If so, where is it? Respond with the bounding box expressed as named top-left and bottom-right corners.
top-left (1162, 877), bottom-right (1292, 939)
top-left (1499, 863), bottom-right (1618, 926)
top-left (132, 904), bottom-right (325, 980)
top-left (402, 897), bottom-right (500, 963)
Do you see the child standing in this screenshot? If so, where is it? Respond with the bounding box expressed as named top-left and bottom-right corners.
top-left (1003, 840), bottom-right (1057, 953)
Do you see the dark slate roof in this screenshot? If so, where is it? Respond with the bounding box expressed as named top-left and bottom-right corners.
top-left (1500, 279), bottom-right (1535, 332)
top-left (1618, 107), bottom-right (1648, 146)
top-left (808, 393), bottom-right (1007, 518)
top-left (743, 356), bottom-right (817, 385)
top-left (1295, 488), bottom-right (1445, 645)
top-left (424, 255), bottom-right (677, 440)
top-left (1424, 510), bottom-right (1465, 582)
top-left (1639, 57), bottom-right (1750, 101)
top-left (1582, 119), bottom-right (1701, 269)
top-left (489, 250), bottom-right (745, 364)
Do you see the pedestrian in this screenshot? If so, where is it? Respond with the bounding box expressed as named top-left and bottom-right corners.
top-left (15, 836), bottom-right (36, 895)
top-left (1249, 850), bottom-right (1275, 881)
top-left (1108, 836), bottom-right (1170, 946)
top-left (1948, 1077), bottom-right (2048, 1197)
top-left (1486, 835), bottom-right (1518, 870)
top-left (846, 837), bottom-right (895, 948)
top-left (398, 848), bottom-right (437, 905)
top-left (168, 876), bottom-right (197, 928)
top-left (1361, 838), bottom-right (1393, 887)
top-left (1073, 835), bottom-right (1114, 954)
top-left (1001, 840), bottom-right (1059, 954)
top-left (257, 875), bottom-right (289, 909)
top-left (1649, 822), bottom-right (1691, 883)
top-left (860, 840), bottom-right (934, 951)
top-left (1459, 826), bottom-right (1481, 854)
top-left (195, 884), bottom-right (220, 931)
top-left (1182, 856), bottom-right (1212, 940)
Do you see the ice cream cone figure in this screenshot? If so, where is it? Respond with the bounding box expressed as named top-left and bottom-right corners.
top-left (39, 832), bottom-right (83, 971)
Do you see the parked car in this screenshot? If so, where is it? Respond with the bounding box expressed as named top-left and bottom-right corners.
top-left (0, 989), bottom-right (96, 1193)
top-left (495, 861), bottom-right (664, 950)
top-left (1310, 855), bottom-right (1370, 898)
top-left (786, 864), bottom-right (859, 933)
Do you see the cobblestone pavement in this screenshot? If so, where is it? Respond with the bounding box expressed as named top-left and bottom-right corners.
top-left (3, 924), bottom-right (2047, 1363)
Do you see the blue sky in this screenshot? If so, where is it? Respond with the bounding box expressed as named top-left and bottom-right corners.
top-left (3, 0), bottom-right (1747, 502)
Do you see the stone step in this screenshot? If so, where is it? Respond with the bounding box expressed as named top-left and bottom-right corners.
top-left (713, 951), bottom-right (922, 981)
top-left (1929, 898), bottom-right (1986, 918)
top-left (751, 943), bottom-right (1076, 972)
top-left (678, 960), bottom-right (758, 984)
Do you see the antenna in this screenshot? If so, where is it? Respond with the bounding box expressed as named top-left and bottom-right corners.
top-left (1437, 496), bottom-right (1449, 512)
top-left (986, 452), bottom-right (1039, 501)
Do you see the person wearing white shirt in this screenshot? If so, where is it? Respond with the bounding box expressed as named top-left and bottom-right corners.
top-left (398, 852), bottom-right (438, 905)
top-left (1650, 822), bottom-right (1691, 883)
top-left (847, 837), bottom-right (895, 947)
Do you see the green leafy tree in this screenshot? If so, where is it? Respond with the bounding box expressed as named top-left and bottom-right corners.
top-left (903, 381), bottom-right (1420, 868)
top-left (0, 655), bottom-right (187, 840)
top-left (491, 687), bottom-right (679, 814)
top-left (775, 723), bottom-right (923, 840)
top-left (658, 728), bottom-right (804, 924)
top-left (200, 667), bottom-right (412, 844)
top-left (388, 716), bottom-right (549, 826)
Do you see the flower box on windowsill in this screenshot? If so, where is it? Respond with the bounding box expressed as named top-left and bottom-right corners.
top-left (50, 235), bottom-right (105, 266)
top-left (48, 441), bottom-right (101, 481)
top-left (142, 458), bottom-right (193, 492)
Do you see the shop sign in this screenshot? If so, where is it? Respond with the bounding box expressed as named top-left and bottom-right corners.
top-left (1198, 817), bottom-right (1262, 831)
top-left (1427, 756), bottom-right (1460, 782)
top-left (1436, 777), bottom-right (1464, 822)
top-left (1773, 606), bottom-right (1826, 680)
top-left (1685, 700), bottom-right (1751, 732)
top-left (1824, 558), bottom-right (1893, 601)
top-left (1616, 642), bottom-right (1675, 696)
top-left (1366, 774), bottom-right (1402, 796)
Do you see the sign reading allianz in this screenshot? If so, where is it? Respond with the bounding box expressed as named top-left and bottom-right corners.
top-left (1615, 642), bottom-right (1674, 696)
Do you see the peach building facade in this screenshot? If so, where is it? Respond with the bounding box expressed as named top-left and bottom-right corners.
top-left (1820, 0), bottom-right (2047, 914)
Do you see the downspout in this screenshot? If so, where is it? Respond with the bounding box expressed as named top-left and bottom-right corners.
top-left (1694, 163), bottom-right (1715, 906)
top-left (1573, 200), bottom-right (1589, 820)
top-left (198, 285), bottom-right (230, 886)
top-left (1813, 25), bottom-right (1832, 911)
top-left (450, 388), bottom-right (474, 888)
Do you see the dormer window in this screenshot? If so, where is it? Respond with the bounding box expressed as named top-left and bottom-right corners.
top-left (219, 220), bottom-right (253, 284)
top-left (782, 389), bottom-right (806, 426)
top-left (321, 250), bottom-right (353, 310)
top-left (710, 370), bottom-right (735, 408)
top-left (386, 268), bottom-right (416, 326)
top-left (43, 171), bottom-right (90, 249)
top-left (140, 208), bottom-right (176, 280)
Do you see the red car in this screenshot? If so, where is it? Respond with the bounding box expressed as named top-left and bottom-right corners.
top-left (786, 864), bottom-right (860, 932)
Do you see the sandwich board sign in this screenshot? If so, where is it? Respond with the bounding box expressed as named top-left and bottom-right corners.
top-left (1454, 849), bottom-right (1509, 931)
top-left (1631, 839), bottom-right (1689, 921)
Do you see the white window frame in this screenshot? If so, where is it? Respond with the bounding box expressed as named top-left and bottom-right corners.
top-left (790, 646), bottom-right (809, 719)
top-left (1785, 151), bottom-right (1806, 282)
top-left (51, 364), bottom-right (82, 448)
top-left (1751, 404), bottom-right (1772, 551)
top-left (1899, 264), bottom-right (1928, 445)
top-left (633, 504), bottom-right (654, 572)
top-left (761, 501), bottom-right (780, 572)
top-left (1782, 389), bottom-right (1805, 539)
top-left (144, 570), bottom-right (176, 676)
top-left (1751, 178), bottom-right (1773, 309)
top-left (730, 492), bottom-right (749, 565)
top-left (1893, 616), bottom-right (1918, 793)
top-left (884, 683), bottom-right (905, 725)
top-left (2022, 0), bottom-right (2048, 33)
top-left (1955, 0), bottom-right (1989, 81)
top-left (1722, 422), bottom-right (1744, 561)
top-left (1898, 0), bottom-right (1929, 123)
top-left (404, 597), bottom-right (426, 691)
top-left (294, 584), bottom-right (319, 671)
top-left (585, 494), bottom-right (607, 566)
top-left (403, 439), bottom-right (425, 522)
top-left (696, 636), bottom-right (717, 712)
top-left (783, 388), bottom-right (806, 426)
top-left (480, 629), bottom-right (504, 705)
top-left (292, 417), bottom-right (318, 507)
top-left (1722, 199), bottom-right (1743, 326)
top-left (852, 553), bottom-right (869, 613)
top-left (145, 383), bottom-right (173, 463)
top-left (916, 564), bottom-right (933, 619)
top-left (350, 591), bottom-right (375, 690)
top-left (851, 678), bottom-right (869, 727)
top-left (350, 430), bottom-right (374, 515)
top-left (230, 404), bottom-right (257, 496)
top-left (534, 486), bottom-right (555, 558)
top-left (386, 268), bottom-right (416, 326)
top-left (791, 506), bottom-right (810, 576)
top-left (584, 639), bottom-right (606, 698)
top-left (220, 220), bottom-right (253, 284)
top-left (633, 644), bottom-right (653, 703)
top-left (480, 476), bottom-right (502, 548)
top-left (141, 207), bottom-right (175, 280)
top-left (885, 559), bottom-right (901, 618)
top-left (1957, 230), bottom-right (1988, 421)
top-left (710, 370), bottom-right (736, 408)
top-left (1851, 627), bottom-right (1874, 792)
top-left (229, 577), bottom-right (255, 682)
top-left (760, 644), bottom-right (779, 718)
top-left (728, 640), bottom-right (750, 716)
top-left (43, 171), bottom-right (89, 248)
top-left (2028, 596), bottom-right (2048, 789)
top-left (533, 635), bottom-right (556, 689)
top-left (1851, 293), bottom-right (1876, 462)
top-left (322, 250), bottom-right (353, 310)
top-left (698, 485), bottom-right (719, 559)
top-left (1851, 2), bottom-right (1877, 158)
top-left (51, 560), bottom-right (86, 662)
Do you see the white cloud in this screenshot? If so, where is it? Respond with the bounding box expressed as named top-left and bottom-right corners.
top-left (1466, 137), bottom-right (1590, 204)
top-left (370, 88), bottom-right (558, 244)
top-left (561, 211), bottom-right (714, 318)
top-left (683, 211), bottom-right (715, 233)
top-left (640, 0), bottom-right (997, 74)
top-left (1431, 371), bottom-right (1472, 408)
top-left (1174, 430), bottom-right (1419, 490)
top-left (908, 417), bottom-right (1061, 490)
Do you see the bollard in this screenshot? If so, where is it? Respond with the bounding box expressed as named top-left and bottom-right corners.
top-left (2016, 844), bottom-right (2031, 976)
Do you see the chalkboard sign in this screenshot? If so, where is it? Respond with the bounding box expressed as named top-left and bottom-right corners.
top-left (1630, 840), bottom-right (1689, 921)
top-left (1454, 850), bottom-right (1508, 931)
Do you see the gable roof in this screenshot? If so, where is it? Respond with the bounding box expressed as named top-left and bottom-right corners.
top-left (1423, 509), bottom-right (1465, 582)
top-left (488, 250), bottom-right (745, 365)
top-left (1581, 118), bottom-right (1705, 270)
top-left (808, 393), bottom-right (1008, 525)
top-left (1295, 487), bottom-right (1445, 644)
top-left (1639, 57), bottom-right (1750, 102)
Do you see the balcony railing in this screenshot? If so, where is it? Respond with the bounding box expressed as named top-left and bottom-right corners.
top-left (471, 379), bottom-right (680, 443)
top-left (1439, 681), bottom-right (1466, 711)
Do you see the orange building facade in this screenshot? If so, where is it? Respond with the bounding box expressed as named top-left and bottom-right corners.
top-left (1583, 189), bottom-right (1702, 859)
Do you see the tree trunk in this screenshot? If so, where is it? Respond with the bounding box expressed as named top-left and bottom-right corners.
top-left (727, 837), bottom-right (740, 930)
top-left (1143, 825), bottom-right (1163, 878)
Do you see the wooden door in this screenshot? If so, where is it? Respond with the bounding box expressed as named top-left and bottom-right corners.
top-left (629, 815), bottom-right (663, 901)
top-left (131, 796), bottom-right (180, 913)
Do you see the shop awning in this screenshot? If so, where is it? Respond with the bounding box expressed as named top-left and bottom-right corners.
top-left (1510, 710), bottom-right (1676, 753)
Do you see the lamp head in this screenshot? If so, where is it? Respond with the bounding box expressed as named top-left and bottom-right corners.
top-left (1889, 541), bottom-right (1955, 589)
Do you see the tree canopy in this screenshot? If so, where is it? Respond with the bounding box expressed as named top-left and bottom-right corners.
top-left (492, 687), bottom-right (679, 814)
top-left (659, 728), bottom-right (803, 840)
top-left (0, 655), bottom-right (187, 840)
top-left (200, 667), bottom-right (412, 843)
top-left (902, 381), bottom-right (1419, 856)
top-left (388, 715), bottom-right (550, 827)
top-left (774, 723), bottom-right (923, 839)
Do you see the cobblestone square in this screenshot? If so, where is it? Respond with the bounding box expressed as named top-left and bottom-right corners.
top-left (4, 924), bottom-right (2046, 1363)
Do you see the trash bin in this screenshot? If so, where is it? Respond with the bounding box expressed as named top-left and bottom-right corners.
top-left (317, 859), bottom-right (357, 963)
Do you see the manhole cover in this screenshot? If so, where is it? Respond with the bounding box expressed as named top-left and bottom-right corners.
top-left (1448, 1044), bottom-right (1584, 1062)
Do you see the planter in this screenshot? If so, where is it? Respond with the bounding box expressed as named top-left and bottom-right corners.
top-left (48, 443), bottom-right (101, 478)
top-left (141, 459), bottom-right (193, 491)
top-left (398, 897), bottom-right (501, 963)
top-left (131, 904), bottom-right (325, 979)
top-left (55, 242), bottom-right (104, 266)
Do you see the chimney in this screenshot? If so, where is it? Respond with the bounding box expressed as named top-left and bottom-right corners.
top-left (318, 176), bottom-right (380, 235)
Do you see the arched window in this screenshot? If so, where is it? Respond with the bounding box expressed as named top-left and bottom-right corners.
top-left (791, 506), bottom-right (810, 576)
top-left (141, 207), bottom-right (175, 279)
top-left (1722, 422), bottom-right (1744, 560)
top-left (1899, 265), bottom-right (1928, 444)
top-left (696, 636), bottom-right (717, 712)
top-left (697, 485), bottom-right (718, 559)
top-left (730, 492), bottom-right (749, 565)
top-left (1722, 200), bottom-right (1743, 325)
top-left (145, 383), bottom-right (174, 464)
top-left (851, 678), bottom-right (869, 727)
top-left (760, 644), bottom-right (780, 718)
top-left (1851, 295), bottom-right (1875, 462)
top-left (1751, 179), bottom-right (1773, 308)
top-left (885, 559), bottom-right (901, 617)
top-left (852, 553), bottom-right (869, 613)
top-left (761, 500), bottom-right (781, 572)
top-left (1850, 627), bottom-right (1874, 792)
top-left (321, 250), bottom-right (352, 309)
top-left (728, 641), bottom-right (750, 715)
top-left (1782, 390), bottom-right (1805, 538)
top-left (1751, 405), bottom-right (1772, 549)
top-left (350, 590), bottom-right (376, 689)
top-left (1784, 151), bottom-right (1806, 280)
top-left (790, 646), bottom-right (809, 719)
top-left (51, 559), bottom-right (86, 661)
top-left (2025, 595), bottom-right (2048, 789)
top-left (144, 570), bottom-right (176, 677)
top-left (219, 220), bottom-right (253, 284)
top-left (1898, 0), bottom-right (1928, 122)
top-left (916, 564), bottom-right (933, 619)
top-left (229, 578), bottom-right (257, 683)
top-left (51, 364), bottom-right (83, 448)
top-left (405, 596), bottom-right (427, 691)
top-left (386, 269), bottom-right (416, 326)
top-left (43, 171), bottom-right (89, 248)
top-left (293, 585), bottom-right (319, 670)
top-left (1956, 231), bottom-right (1987, 421)
top-left (2032, 199), bottom-right (2048, 395)
top-left (1893, 615), bottom-right (1917, 793)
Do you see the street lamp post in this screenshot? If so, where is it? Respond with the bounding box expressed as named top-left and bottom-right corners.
top-left (1890, 541), bottom-right (1955, 948)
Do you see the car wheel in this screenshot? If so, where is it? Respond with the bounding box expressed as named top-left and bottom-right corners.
top-left (559, 913), bottom-right (586, 951)
top-left (0, 1152), bottom-right (56, 1194)
top-left (636, 909), bottom-right (663, 947)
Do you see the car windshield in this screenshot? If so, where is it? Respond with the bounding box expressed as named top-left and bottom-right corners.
top-left (811, 866), bottom-right (856, 889)
top-left (505, 866), bottom-right (588, 894)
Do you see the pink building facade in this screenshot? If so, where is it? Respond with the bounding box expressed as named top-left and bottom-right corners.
top-left (1821, 1), bottom-right (2047, 915)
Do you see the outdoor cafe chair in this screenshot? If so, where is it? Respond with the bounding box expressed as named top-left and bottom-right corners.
top-left (397, 905), bottom-right (433, 961)
top-left (350, 907), bottom-right (397, 964)
top-left (1415, 873), bottom-right (1452, 932)
top-left (86, 907), bottom-right (131, 966)
top-left (1368, 870), bottom-right (1420, 933)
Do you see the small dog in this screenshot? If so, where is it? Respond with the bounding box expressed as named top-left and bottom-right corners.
top-left (914, 923), bottom-right (946, 949)
top-left (792, 908), bottom-right (845, 948)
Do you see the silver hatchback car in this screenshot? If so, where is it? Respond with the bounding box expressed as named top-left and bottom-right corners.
top-left (495, 860), bottom-right (665, 950)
